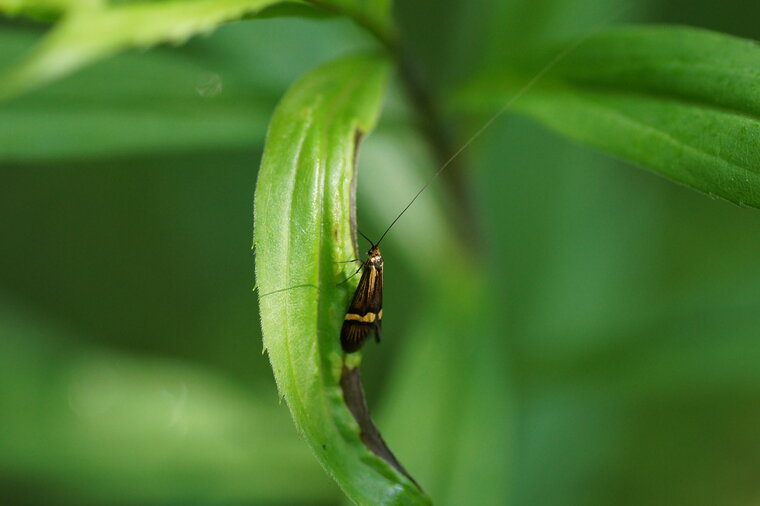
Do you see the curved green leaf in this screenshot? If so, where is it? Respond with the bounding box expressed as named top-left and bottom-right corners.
top-left (253, 54), bottom-right (429, 505)
top-left (0, 0), bottom-right (296, 99)
top-left (455, 26), bottom-right (760, 209)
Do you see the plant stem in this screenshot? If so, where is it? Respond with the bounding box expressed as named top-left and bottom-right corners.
top-left (306, 1), bottom-right (480, 249)
top-left (395, 51), bottom-right (479, 249)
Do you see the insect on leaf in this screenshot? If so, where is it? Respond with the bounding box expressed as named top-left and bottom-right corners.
top-left (253, 53), bottom-right (430, 505)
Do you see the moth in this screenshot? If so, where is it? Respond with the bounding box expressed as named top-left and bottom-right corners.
top-left (339, 190), bottom-right (414, 353)
top-left (340, 243), bottom-right (383, 353)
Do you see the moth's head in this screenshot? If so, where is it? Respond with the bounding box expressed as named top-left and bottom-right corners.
top-left (368, 246), bottom-right (383, 266)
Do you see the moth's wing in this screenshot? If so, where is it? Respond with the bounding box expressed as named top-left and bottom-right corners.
top-left (372, 266), bottom-right (382, 343)
top-left (345, 262), bottom-right (374, 310)
top-left (341, 320), bottom-right (374, 353)
top-left (341, 264), bottom-right (383, 352)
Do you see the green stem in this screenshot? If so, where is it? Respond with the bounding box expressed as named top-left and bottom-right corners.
top-left (307, 0), bottom-right (480, 248)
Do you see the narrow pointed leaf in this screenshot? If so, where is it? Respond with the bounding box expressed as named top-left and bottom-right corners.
top-left (253, 54), bottom-right (429, 504)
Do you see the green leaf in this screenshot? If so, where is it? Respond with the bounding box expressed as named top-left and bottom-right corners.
top-left (316, 0), bottom-right (391, 28)
top-left (0, 48), bottom-right (272, 160)
top-left (0, 16), bottom-right (374, 161)
top-left (253, 54), bottom-right (429, 504)
top-left (0, 0), bottom-right (296, 99)
top-left (455, 25), bottom-right (760, 209)
top-left (0, 307), bottom-right (337, 504)
top-left (0, 0), bottom-right (92, 21)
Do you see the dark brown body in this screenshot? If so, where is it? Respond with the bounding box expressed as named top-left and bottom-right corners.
top-left (341, 246), bottom-right (383, 353)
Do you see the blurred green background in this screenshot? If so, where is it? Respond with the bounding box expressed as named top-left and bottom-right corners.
top-left (2, 0), bottom-right (760, 504)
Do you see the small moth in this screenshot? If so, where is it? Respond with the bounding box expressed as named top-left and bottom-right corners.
top-left (340, 244), bottom-right (383, 353)
top-left (338, 162), bottom-right (429, 353)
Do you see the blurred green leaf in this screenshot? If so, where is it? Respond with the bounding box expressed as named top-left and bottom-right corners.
top-left (480, 0), bottom-right (641, 69)
top-left (473, 113), bottom-right (760, 506)
top-left (0, 17), bottom-right (373, 161)
top-left (378, 275), bottom-right (514, 506)
top-left (0, 46), bottom-right (272, 160)
top-left (532, 25), bottom-right (760, 111)
top-left (0, 0), bottom-right (297, 99)
top-left (254, 53), bottom-right (429, 504)
top-left (0, 305), bottom-right (336, 505)
top-left (511, 302), bottom-right (760, 506)
top-left (0, 0), bottom-right (95, 20)
top-left (455, 26), bottom-right (760, 209)
top-left (316, 0), bottom-right (391, 36)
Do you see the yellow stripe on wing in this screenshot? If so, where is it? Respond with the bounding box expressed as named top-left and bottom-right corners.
top-left (345, 312), bottom-right (377, 323)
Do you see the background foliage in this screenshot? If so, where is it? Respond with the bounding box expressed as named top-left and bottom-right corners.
top-left (1, 0), bottom-right (759, 504)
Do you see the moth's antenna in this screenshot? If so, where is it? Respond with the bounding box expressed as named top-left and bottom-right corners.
top-left (375, 4), bottom-right (631, 248)
top-left (358, 229), bottom-right (375, 247)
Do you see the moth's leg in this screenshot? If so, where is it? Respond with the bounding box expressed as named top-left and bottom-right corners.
top-left (336, 263), bottom-right (364, 286)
